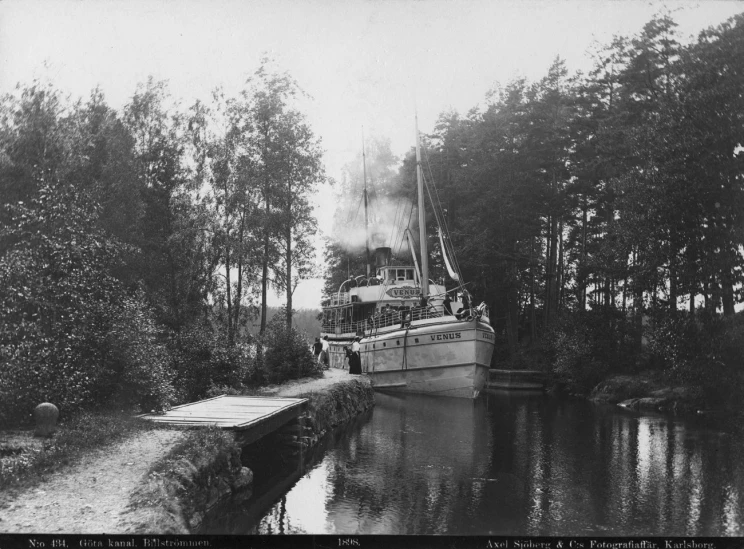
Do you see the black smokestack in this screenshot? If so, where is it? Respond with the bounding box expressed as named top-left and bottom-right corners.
top-left (374, 247), bottom-right (392, 270)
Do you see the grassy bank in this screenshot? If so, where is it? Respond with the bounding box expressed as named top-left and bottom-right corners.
top-left (121, 428), bottom-right (247, 534)
top-left (0, 411), bottom-right (155, 494)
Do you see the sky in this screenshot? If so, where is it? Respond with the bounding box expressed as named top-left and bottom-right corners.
top-left (1, 0), bottom-right (742, 308)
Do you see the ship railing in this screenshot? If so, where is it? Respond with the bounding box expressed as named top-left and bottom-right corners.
top-left (365, 305), bottom-right (446, 331)
top-left (321, 303), bottom-right (491, 335)
top-left (329, 293), bottom-right (351, 307)
top-left (321, 319), bottom-right (367, 335)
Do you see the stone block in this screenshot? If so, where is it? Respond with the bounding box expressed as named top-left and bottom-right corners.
top-left (33, 403), bottom-right (59, 437)
top-left (232, 467), bottom-right (253, 492)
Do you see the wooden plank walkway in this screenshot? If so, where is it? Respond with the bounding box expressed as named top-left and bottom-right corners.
top-left (140, 395), bottom-right (308, 446)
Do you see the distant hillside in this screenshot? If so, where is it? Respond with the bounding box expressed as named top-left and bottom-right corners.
top-left (245, 307), bottom-right (322, 339)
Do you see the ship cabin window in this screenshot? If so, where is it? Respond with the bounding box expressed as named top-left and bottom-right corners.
top-left (386, 268), bottom-right (414, 281)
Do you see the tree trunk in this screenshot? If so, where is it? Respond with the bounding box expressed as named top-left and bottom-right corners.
top-left (557, 220), bottom-right (564, 314)
top-left (604, 274), bottom-right (611, 308)
top-left (530, 237), bottom-right (536, 343)
top-left (544, 214), bottom-right (557, 328)
top-left (506, 265), bottom-right (519, 357)
top-left (260, 228), bottom-right (269, 334)
top-left (235, 260), bottom-right (242, 340)
top-left (622, 275), bottom-right (627, 313)
top-left (710, 276), bottom-right (721, 313)
top-left (286, 226), bottom-right (293, 328)
top-left (580, 197), bottom-right (588, 310)
top-left (721, 266), bottom-right (735, 316)
top-left (633, 249), bottom-right (643, 352)
top-left (549, 212), bottom-right (558, 320)
top-left (233, 210), bottom-right (245, 342)
top-left (225, 240), bottom-right (233, 345)
top-left (669, 229), bottom-right (677, 312)
top-left (634, 286), bottom-right (644, 352)
top-left (260, 131), bottom-right (271, 335)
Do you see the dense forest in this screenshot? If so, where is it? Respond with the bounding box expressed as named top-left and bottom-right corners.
top-left (0, 60), bottom-right (324, 425)
top-left (325, 14), bottom-right (744, 401)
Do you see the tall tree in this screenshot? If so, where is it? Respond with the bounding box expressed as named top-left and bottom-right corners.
top-left (272, 109), bottom-right (324, 327)
top-left (242, 61), bottom-right (296, 333)
top-left (123, 78), bottom-right (203, 331)
top-left (188, 90), bottom-right (262, 344)
top-left (0, 81), bottom-right (68, 232)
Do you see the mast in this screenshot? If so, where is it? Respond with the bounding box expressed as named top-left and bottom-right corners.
top-left (362, 129), bottom-right (371, 277)
top-left (415, 113), bottom-right (429, 299)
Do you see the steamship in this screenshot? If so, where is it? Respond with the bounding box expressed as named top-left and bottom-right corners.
top-left (319, 118), bottom-right (495, 398)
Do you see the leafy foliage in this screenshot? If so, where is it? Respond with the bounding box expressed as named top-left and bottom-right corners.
top-left (0, 182), bottom-right (174, 425)
top-left (168, 324), bottom-right (253, 403)
top-left (648, 311), bottom-right (744, 399)
top-left (0, 61), bottom-right (327, 426)
top-left (545, 309), bottom-right (635, 394)
top-left (252, 309), bottom-right (322, 385)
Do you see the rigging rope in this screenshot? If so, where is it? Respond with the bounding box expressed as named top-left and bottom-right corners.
top-left (394, 201), bottom-right (415, 257)
top-left (350, 191), bottom-right (364, 227)
top-left (388, 198), bottom-right (403, 253)
top-left (426, 163), bottom-right (464, 280)
top-left (422, 145), bottom-right (465, 283)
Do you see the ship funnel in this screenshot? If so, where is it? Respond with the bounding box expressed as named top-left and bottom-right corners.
top-left (374, 247), bottom-right (392, 269)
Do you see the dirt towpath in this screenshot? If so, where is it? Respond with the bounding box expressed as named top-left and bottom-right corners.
top-left (0, 429), bottom-right (185, 534)
top-left (260, 367), bottom-right (362, 397)
top-left (0, 368), bottom-right (361, 534)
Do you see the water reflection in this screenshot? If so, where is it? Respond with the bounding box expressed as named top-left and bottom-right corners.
top-left (229, 391), bottom-right (744, 536)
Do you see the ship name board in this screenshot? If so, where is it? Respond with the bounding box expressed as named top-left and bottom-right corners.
top-left (430, 332), bottom-right (462, 341)
top-left (385, 287), bottom-right (420, 299)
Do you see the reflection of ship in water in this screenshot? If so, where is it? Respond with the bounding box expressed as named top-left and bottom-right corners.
top-left (321, 393), bottom-right (493, 534)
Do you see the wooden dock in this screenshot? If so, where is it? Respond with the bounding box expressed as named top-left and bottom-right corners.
top-left (140, 395), bottom-right (308, 446)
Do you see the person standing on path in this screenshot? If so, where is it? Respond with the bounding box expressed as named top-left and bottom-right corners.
top-left (320, 335), bottom-right (330, 369)
top-left (313, 337), bottom-right (322, 364)
top-left (349, 336), bottom-right (362, 375)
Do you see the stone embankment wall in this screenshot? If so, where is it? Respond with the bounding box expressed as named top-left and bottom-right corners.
top-left (284, 378), bottom-right (376, 451)
top-left (123, 378), bottom-right (374, 534)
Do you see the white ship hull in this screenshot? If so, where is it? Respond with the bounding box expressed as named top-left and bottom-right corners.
top-left (324, 316), bottom-right (495, 399)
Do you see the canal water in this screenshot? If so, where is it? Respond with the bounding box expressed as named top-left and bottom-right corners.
top-left (207, 390), bottom-right (744, 536)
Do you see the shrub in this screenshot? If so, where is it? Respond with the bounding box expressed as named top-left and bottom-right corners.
top-left (545, 308), bottom-right (636, 394)
top-left (252, 311), bottom-right (321, 385)
top-left (648, 310), bottom-right (744, 403)
top-left (169, 324), bottom-right (252, 403)
top-left (0, 182), bottom-right (176, 425)
top-left (91, 295), bottom-right (175, 412)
